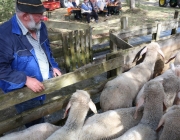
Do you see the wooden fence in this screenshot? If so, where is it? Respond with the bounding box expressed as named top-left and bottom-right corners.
top-left (45, 20), bottom-right (93, 72)
top-left (1, 27), bottom-right (180, 134)
top-left (1, 12), bottom-right (180, 135)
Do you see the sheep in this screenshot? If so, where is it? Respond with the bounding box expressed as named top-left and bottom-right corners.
top-left (78, 107), bottom-right (143, 140)
top-left (46, 90), bottom-right (97, 140)
top-left (135, 63), bottom-right (180, 109)
top-left (0, 123), bottom-right (60, 140)
top-left (156, 105), bottom-right (180, 140)
top-left (165, 51), bottom-right (180, 66)
top-left (100, 42), bottom-right (164, 111)
top-left (113, 80), bottom-right (165, 140)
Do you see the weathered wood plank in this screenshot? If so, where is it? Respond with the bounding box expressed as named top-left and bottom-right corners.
top-left (171, 10), bottom-right (179, 35)
top-left (92, 26), bottom-right (120, 35)
top-left (92, 34), bottom-right (109, 45)
top-left (117, 20), bottom-right (178, 39)
top-left (0, 96), bottom-right (69, 134)
top-left (85, 29), bottom-right (90, 64)
top-left (74, 30), bottom-right (81, 68)
top-left (62, 33), bottom-right (71, 72)
top-left (89, 27), bottom-right (93, 62)
top-left (0, 76), bottom-right (115, 134)
top-left (0, 55), bottom-right (124, 111)
top-left (90, 18), bottom-right (120, 27)
top-left (45, 20), bottom-right (89, 30)
top-left (80, 30), bottom-right (86, 65)
top-left (48, 33), bottom-right (62, 42)
top-left (47, 27), bottom-right (72, 33)
top-left (110, 33), bottom-right (133, 49)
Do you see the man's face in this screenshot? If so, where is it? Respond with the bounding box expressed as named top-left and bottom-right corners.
top-left (27, 13), bottom-right (44, 31)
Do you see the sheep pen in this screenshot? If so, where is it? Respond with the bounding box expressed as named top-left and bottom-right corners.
top-left (1, 17), bottom-right (180, 139)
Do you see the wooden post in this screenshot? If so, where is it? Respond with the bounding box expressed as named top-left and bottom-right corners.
top-left (121, 16), bottom-right (128, 30)
top-left (89, 26), bottom-right (93, 62)
top-left (62, 33), bottom-right (71, 72)
top-left (109, 30), bottom-right (117, 53)
top-left (171, 10), bottom-right (179, 35)
top-left (69, 31), bottom-right (76, 71)
top-left (85, 29), bottom-right (90, 64)
top-left (80, 30), bottom-right (86, 65)
top-left (121, 16), bottom-right (128, 42)
top-left (74, 30), bottom-right (81, 68)
top-left (152, 23), bottom-right (161, 41)
top-left (106, 51), bottom-right (124, 78)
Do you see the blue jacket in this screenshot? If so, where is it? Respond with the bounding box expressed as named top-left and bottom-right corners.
top-left (0, 15), bottom-right (59, 100)
top-left (81, 2), bottom-right (92, 11)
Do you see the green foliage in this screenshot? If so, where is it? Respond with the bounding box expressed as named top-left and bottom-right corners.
top-left (0, 0), bottom-right (15, 22)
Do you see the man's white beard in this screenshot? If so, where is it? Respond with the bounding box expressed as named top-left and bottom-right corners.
top-left (27, 14), bottom-right (41, 31)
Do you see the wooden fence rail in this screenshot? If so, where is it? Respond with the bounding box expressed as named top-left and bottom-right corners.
top-left (48, 28), bottom-right (92, 72)
top-left (1, 12), bottom-right (180, 135)
top-left (1, 31), bottom-right (180, 134)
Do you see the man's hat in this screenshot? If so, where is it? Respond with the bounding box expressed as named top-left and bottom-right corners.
top-left (17, 0), bottom-right (46, 13)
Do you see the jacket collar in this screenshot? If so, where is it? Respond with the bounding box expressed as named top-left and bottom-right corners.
top-left (11, 15), bottom-right (22, 35)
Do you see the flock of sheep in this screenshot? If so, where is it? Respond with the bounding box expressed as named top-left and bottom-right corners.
top-left (1, 42), bottom-right (180, 140)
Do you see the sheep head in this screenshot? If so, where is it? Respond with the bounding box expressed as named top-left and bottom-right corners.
top-left (156, 105), bottom-right (180, 132)
top-left (134, 80), bottom-right (164, 119)
top-left (63, 90), bottom-right (97, 119)
top-left (132, 42), bottom-right (164, 64)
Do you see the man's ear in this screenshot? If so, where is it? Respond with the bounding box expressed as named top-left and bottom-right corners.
top-left (22, 13), bottom-right (29, 21)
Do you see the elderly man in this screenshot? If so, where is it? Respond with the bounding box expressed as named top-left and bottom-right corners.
top-left (0, 0), bottom-right (61, 128)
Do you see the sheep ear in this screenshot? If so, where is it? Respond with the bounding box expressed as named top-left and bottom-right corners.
top-left (177, 92), bottom-right (180, 105)
top-left (156, 116), bottom-right (165, 132)
top-left (165, 53), bottom-right (177, 64)
top-left (175, 66), bottom-right (180, 77)
top-left (139, 47), bottom-right (147, 57)
top-left (173, 92), bottom-right (180, 105)
top-left (157, 48), bottom-right (165, 59)
top-left (63, 102), bottom-right (71, 119)
top-left (163, 102), bottom-right (167, 111)
top-left (88, 100), bottom-right (97, 114)
top-left (134, 97), bottom-right (144, 119)
top-left (132, 46), bottom-right (146, 63)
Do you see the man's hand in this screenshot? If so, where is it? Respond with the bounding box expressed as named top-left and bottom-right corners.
top-left (53, 68), bottom-right (62, 77)
top-left (25, 76), bottom-right (45, 93)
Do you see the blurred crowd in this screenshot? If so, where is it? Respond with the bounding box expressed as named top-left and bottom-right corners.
top-left (67, 0), bottom-right (122, 23)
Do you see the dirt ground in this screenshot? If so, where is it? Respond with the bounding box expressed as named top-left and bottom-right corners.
top-left (48, 0), bottom-right (177, 27)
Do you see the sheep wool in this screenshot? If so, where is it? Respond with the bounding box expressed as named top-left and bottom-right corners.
top-left (157, 105), bottom-right (180, 140)
top-left (113, 80), bottom-right (164, 140)
top-left (100, 42), bottom-right (164, 111)
top-left (135, 63), bottom-right (180, 109)
top-left (78, 107), bottom-right (143, 140)
top-left (162, 74), bottom-right (180, 108)
top-left (0, 123), bottom-right (60, 140)
top-left (46, 90), bottom-right (97, 140)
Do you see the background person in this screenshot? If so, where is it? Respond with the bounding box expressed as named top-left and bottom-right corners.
top-left (0, 0), bottom-right (61, 128)
top-left (89, 0), bottom-right (99, 22)
top-left (72, 0), bottom-right (78, 7)
top-left (81, 0), bottom-right (98, 23)
top-left (67, 0), bottom-right (81, 19)
top-left (114, 0), bottom-right (122, 14)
